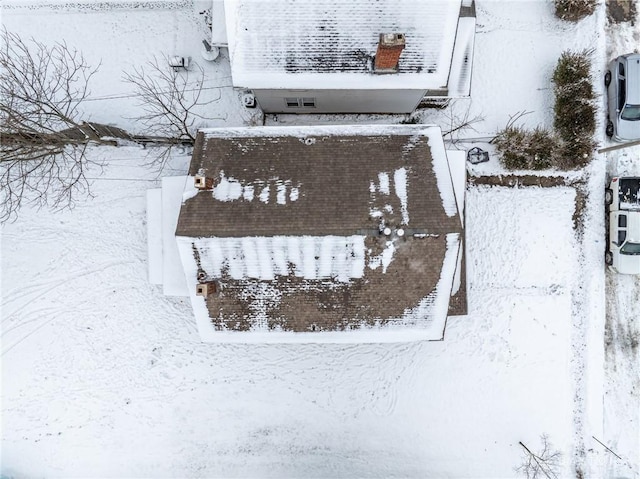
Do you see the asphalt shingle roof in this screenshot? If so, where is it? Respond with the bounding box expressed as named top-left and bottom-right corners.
top-left (176, 125), bottom-right (466, 337)
top-left (177, 130), bottom-right (460, 238)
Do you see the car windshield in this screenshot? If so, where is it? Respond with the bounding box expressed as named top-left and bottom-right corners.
top-left (621, 104), bottom-right (640, 121)
top-left (620, 241), bottom-right (640, 255)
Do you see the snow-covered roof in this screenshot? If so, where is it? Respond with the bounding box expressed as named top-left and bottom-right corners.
top-left (224, 0), bottom-right (467, 90)
top-left (176, 125), bottom-right (465, 340)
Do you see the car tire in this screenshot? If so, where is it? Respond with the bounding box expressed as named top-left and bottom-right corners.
top-left (605, 251), bottom-right (613, 266)
top-left (604, 70), bottom-right (611, 87)
top-left (606, 121), bottom-right (614, 138)
top-left (605, 188), bottom-right (613, 205)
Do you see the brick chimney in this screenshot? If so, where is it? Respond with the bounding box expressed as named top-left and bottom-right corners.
top-left (374, 33), bottom-right (406, 73)
top-left (194, 175), bottom-right (214, 190)
top-left (196, 281), bottom-right (217, 297)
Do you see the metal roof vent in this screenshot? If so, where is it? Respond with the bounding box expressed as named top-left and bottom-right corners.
top-left (168, 55), bottom-right (190, 72)
top-left (242, 92), bottom-right (256, 108)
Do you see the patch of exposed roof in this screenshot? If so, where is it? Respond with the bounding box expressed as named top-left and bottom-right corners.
top-left (177, 125), bottom-right (459, 237)
top-left (176, 125), bottom-right (465, 339)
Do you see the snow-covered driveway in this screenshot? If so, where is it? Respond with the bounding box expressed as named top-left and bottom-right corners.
top-left (601, 8), bottom-right (640, 477)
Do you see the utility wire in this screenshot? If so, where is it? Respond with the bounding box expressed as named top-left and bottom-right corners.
top-left (83, 81), bottom-right (234, 102)
top-left (84, 177), bottom-right (163, 181)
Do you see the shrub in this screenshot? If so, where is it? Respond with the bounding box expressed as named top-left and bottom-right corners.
top-left (529, 127), bottom-right (558, 169)
top-left (496, 49), bottom-right (596, 171)
top-left (557, 134), bottom-right (596, 169)
top-left (552, 50), bottom-right (596, 165)
top-left (554, 96), bottom-right (596, 139)
top-left (554, 0), bottom-right (597, 21)
top-left (495, 126), bottom-right (529, 170)
top-left (551, 50), bottom-right (591, 89)
top-left (552, 50), bottom-right (596, 138)
top-left (495, 126), bottom-right (559, 170)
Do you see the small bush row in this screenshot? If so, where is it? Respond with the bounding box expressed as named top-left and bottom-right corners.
top-left (552, 50), bottom-right (596, 168)
top-left (494, 126), bottom-right (556, 170)
top-left (552, 50), bottom-right (596, 140)
top-left (494, 127), bottom-right (594, 171)
top-left (496, 49), bottom-right (596, 171)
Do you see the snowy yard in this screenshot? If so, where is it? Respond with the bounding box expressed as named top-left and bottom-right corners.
top-left (1, 0), bottom-right (639, 477)
top-left (2, 150), bottom-right (580, 478)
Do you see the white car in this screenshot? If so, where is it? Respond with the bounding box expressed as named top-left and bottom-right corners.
top-left (605, 53), bottom-right (640, 141)
top-left (606, 176), bottom-right (640, 274)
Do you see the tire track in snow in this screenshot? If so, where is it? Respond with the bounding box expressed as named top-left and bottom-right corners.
top-left (205, 342), bottom-right (414, 420)
top-left (604, 272), bottom-right (640, 478)
top-left (2, 260), bottom-right (137, 363)
top-left (2, 260), bottom-right (135, 319)
top-left (601, 89), bottom-right (640, 475)
top-left (322, 343), bottom-right (420, 418)
top-left (2, 293), bottom-right (99, 358)
top-left (2, 226), bottom-right (81, 245)
top-left (1, 306), bottom-right (67, 336)
top-left (1, 311), bottom-right (66, 356)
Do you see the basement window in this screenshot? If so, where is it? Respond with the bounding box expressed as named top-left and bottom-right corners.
top-left (284, 97), bottom-right (317, 108)
top-left (285, 97), bottom-right (300, 107)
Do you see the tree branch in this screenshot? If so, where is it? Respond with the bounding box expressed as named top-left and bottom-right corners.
top-left (0, 28), bottom-right (103, 222)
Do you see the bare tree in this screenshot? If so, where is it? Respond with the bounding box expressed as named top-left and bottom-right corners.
top-left (0, 28), bottom-right (111, 222)
top-left (516, 435), bottom-right (563, 479)
top-left (409, 99), bottom-right (485, 144)
top-left (441, 100), bottom-right (485, 145)
top-left (123, 56), bottom-right (225, 170)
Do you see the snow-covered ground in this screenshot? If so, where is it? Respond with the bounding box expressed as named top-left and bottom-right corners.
top-left (1, 0), bottom-right (639, 477)
top-left (2, 147), bottom-right (580, 478)
top-left (601, 5), bottom-right (640, 479)
top-left (603, 148), bottom-right (640, 479)
top-left (0, 0), bottom-right (261, 132)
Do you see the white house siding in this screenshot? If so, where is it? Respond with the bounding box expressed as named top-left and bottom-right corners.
top-left (253, 89), bottom-right (427, 114)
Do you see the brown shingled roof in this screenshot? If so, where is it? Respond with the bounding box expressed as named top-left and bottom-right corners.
top-left (177, 132), bottom-right (460, 237)
top-left (176, 126), bottom-right (466, 337)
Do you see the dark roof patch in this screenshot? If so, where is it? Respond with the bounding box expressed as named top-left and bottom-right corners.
top-left (177, 132), bottom-right (461, 238)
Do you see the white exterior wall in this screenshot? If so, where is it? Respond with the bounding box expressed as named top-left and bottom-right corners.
top-left (254, 89), bottom-right (427, 114)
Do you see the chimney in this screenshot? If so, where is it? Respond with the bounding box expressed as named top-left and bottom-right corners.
top-left (194, 175), bottom-right (214, 190)
top-left (196, 281), bottom-right (217, 297)
top-left (374, 33), bottom-right (406, 73)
